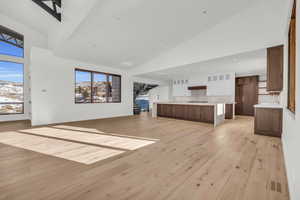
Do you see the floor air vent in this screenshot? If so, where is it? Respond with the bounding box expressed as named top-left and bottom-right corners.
top-left (270, 181), bottom-right (282, 193)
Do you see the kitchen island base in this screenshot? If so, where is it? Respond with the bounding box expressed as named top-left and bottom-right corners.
top-left (152, 103), bottom-right (225, 127)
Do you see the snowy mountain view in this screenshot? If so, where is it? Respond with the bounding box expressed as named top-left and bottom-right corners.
top-left (0, 61), bottom-right (24, 114)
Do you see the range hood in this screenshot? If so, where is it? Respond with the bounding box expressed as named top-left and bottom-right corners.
top-left (188, 85), bottom-right (207, 90)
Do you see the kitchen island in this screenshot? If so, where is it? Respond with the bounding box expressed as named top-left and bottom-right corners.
top-left (152, 102), bottom-right (226, 127)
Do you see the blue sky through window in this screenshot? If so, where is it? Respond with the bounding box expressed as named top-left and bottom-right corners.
top-left (0, 61), bottom-right (23, 83)
top-left (94, 73), bottom-right (106, 83)
top-left (0, 41), bottom-right (24, 57)
top-left (76, 70), bottom-right (107, 83)
top-left (76, 71), bottom-right (91, 83)
top-left (0, 39), bottom-right (24, 83)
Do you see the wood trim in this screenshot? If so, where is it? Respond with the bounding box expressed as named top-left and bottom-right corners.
top-left (287, 0), bottom-right (296, 113)
top-left (187, 86), bottom-right (207, 90)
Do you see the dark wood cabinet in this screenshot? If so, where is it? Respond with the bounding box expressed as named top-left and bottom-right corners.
top-left (199, 106), bottom-right (214, 123)
top-left (267, 45), bottom-right (283, 91)
top-left (173, 105), bottom-right (186, 119)
top-left (157, 104), bottom-right (214, 124)
top-left (235, 76), bottom-right (258, 116)
top-left (225, 104), bottom-right (233, 119)
top-left (158, 104), bottom-right (173, 118)
top-left (254, 107), bottom-right (282, 137)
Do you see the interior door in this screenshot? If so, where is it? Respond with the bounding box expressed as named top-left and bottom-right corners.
top-left (235, 76), bottom-right (258, 116)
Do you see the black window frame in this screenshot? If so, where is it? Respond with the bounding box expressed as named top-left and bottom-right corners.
top-left (75, 68), bottom-right (121, 104)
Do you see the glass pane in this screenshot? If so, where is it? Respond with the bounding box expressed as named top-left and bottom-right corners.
top-left (75, 70), bottom-right (91, 103)
top-left (0, 61), bottom-right (24, 114)
top-left (93, 73), bottom-right (107, 103)
top-left (108, 75), bottom-right (121, 102)
top-left (0, 103), bottom-right (23, 114)
top-left (0, 26), bottom-right (24, 57)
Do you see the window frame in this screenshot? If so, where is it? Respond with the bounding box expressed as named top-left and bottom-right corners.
top-left (0, 25), bottom-right (25, 115)
top-left (74, 68), bottom-right (121, 104)
top-left (0, 25), bottom-right (24, 58)
top-left (287, 0), bottom-right (296, 113)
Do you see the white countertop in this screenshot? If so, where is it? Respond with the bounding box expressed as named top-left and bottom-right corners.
top-left (153, 101), bottom-right (225, 106)
top-left (254, 103), bottom-right (283, 109)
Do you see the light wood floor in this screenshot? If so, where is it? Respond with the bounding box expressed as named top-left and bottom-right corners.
top-left (0, 113), bottom-right (289, 200)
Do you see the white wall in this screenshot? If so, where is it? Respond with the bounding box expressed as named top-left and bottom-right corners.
top-left (282, 5), bottom-right (300, 200)
top-left (0, 13), bottom-right (47, 122)
top-left (148, 85), bottom-right (170, 110)
top-left (132, 76), bottom-right (167, 85)
top-left (30, 47), bottom-right (133, 126)
top-left (282, 0), bottom-right (300, 199)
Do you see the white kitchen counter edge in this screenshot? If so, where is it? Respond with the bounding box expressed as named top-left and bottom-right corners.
top-left (254, 104), bottom-right (283, 109)
top-left (153, 102), bottom-right (222, 106)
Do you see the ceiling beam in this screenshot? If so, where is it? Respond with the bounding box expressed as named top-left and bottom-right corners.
top-left (32, 0), bottom-right (61, 22)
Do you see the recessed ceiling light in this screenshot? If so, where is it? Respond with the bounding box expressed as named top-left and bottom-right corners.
top-left (121, 61), bottom-right (134, 67)
top-left (114, 16), bottom-right (121, 21)
top-left (202, 10), bottom-right (208, 14)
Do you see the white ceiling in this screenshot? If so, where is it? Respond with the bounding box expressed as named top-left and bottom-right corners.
top-left (0, 0), bottom-right (288, 77)
top-left (54, 0), bottom-right (255, 69)
top-left (138, 49), bottom-right (267, 81)
top-left (0, 0), bottom-right (59, 35)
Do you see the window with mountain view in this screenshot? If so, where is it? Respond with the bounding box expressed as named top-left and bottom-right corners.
top-left (0, 25), bottom-right (24, 114)
top-left (75, 69), bottom-right (121, 103)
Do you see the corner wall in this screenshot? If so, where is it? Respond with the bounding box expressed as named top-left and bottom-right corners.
top-left (281, 0), bottom-right (300, 199)
top-left (30, 47), bottom-right (133, 126)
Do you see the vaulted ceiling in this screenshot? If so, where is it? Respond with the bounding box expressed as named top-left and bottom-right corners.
top-left (54, 0), bottom-right (256, 69)
top-left (138, 49), bottom-right (267, 81)
top-left (0, 0), bottom-right (291, 76)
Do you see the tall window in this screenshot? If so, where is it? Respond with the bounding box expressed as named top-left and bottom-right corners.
top-left (288, 0), bottom-right (296, 113)
top-left (0, 25), bottom-right (24, 114)
top-left (75, 69), bottom-right (121, 103)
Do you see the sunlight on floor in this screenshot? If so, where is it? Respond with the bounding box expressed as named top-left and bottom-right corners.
top-left (52, 125), bottom-right (159, 141)
top-left (20, 127), bottom-right (157, 150)
top-left (0, 131), bottom-right (124, 164)
top-left (0, 127), bottom-right (158, 165)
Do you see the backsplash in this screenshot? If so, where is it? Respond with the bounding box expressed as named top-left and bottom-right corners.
top-left (258, 75), bottom-right (280, 104)
top-left (172, 95), bottom-right (234, 103)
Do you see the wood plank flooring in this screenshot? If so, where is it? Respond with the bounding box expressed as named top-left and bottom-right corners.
top-left (0, 113), bottom-right (289, 200)
top-left (19, 127), bottom-right (156, 150)
top-left (0, 131), bottom-right (125, 164)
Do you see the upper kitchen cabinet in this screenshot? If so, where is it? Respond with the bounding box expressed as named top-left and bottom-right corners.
top-left (267, 45), bottom-right (283, 92)
top-left (172, 79), bottom-right (191, 96)
top-left (207, 73), bottom-right (235, 96)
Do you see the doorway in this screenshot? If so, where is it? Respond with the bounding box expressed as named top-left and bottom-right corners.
top-left (133, 82), bottom-right (158, 114)
top-left (235, 76), bottom-right (258, 116)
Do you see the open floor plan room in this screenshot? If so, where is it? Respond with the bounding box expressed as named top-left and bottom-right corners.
top-left (0, 114), bottom-right (289, 200)
top-left (0, 0), bottom-right (299, 199)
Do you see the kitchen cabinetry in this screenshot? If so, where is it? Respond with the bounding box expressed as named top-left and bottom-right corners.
top-left (172, 80), bottom-right (191, 97)
top-left (157, 104), bottom-right (214, 123)
top-left (254, 107), bottom-right (282, 137)
top-left (225, 104), bottom-right (234, 119)
top-left (235, 76), bottom-right (258, 116)
top-left (267, 45), bottom-right (283, 91)
top-left (207, 73), bottom-right (235, 96)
